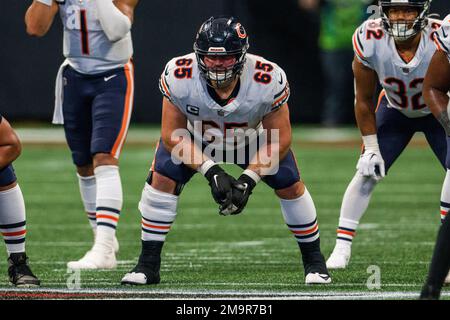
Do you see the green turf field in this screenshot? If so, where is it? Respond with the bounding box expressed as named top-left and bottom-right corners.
top-left (1, 127), bottom-right (449, 299)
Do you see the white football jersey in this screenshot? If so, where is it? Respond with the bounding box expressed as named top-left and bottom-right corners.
top-left (58, 0), bottom-right (133, 74)
top-left (159, 53), bottom-right (290, 145)
top-left (434, 14), bottom-right (450, 62)
top-left (353, 18), bottom-right (442, 118)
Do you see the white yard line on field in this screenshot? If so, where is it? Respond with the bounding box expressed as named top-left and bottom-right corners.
top-left (0, 287), bottom-right (447, 300)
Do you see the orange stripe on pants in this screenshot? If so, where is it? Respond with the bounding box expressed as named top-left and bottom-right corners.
top-left (111, 61), bottom-right (135, 159)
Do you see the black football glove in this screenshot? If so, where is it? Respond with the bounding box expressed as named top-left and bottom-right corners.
top-left (219, 173), bottom-right (257, 215)
top-left (204, 164), bottom-right (237, 210)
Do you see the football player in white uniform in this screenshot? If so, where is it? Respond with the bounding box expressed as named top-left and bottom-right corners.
top-left (25, 0), bottom-right (138, 269)
top-left (0, 115), bottom-right (40, 287)
top-left (121, 16), bottom-right (331, 285)
top-left (326, 0), bottom-right (450, 269)
top-left (420, 15), bottom-right (450, 300)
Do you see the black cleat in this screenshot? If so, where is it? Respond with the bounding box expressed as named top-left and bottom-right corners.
top-left (299, 240), bottom-right (331, 284)
top-left (122, 240), bottom-right (163, 285)
top-left (121, 255), bottom-right (161, 285)
top-left (419, 284), bottom-right (441, 300)
top-left (302, 252), bottom-right (331, 284)
top-left (8, 253), bottom-right (40, 288)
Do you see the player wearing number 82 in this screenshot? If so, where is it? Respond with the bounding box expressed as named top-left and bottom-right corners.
top-left (25, 0), bottom-right (139, 270)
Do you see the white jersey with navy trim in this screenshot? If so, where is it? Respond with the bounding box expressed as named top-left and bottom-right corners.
top-left (159, 53), bottom-right (290, 145)
top-left (352, 18), bottom-right (442, 118)
top-left (58, 0), bottom-right (133, 74)
top-left (434, 14), bottom-right (450, 62)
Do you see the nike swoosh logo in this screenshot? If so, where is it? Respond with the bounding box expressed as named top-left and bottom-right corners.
top-left (443, 28), bottom-right (448, 38)
top-left (278, 73), bottom-right (283, 85)
top-left (318, 274), bottom-right (330, 280)
top-left (213, 175), bottom-right (219, 187)
top-left (104, 74), bottom-right (117, 82)
top-left (164, 66), bottom-right (169, 76)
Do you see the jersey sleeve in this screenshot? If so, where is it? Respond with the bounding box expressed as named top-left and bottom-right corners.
top-left (158, 59), bottom-right (177, 104)
top-left (262, 65), bottom-right (290, 117)
top-left (158, 56), bottom-right (191, 114)
top-left (434, 15), bottom-right (450, 61)
top-left (352, 20), bottom-right (377, 69)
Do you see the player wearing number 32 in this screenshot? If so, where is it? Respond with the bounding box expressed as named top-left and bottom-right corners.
top-left (25, 0), bottom-right (139, 269)
top-left (327, 0), bottom-right (449, 269)
top-left (121, 16), bottom-right (331, 285)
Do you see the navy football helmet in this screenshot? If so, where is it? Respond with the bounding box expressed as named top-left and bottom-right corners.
top-left (193, 16), bottom-right (249, 88)
top-left (379, 0), bottom-right (431, 41)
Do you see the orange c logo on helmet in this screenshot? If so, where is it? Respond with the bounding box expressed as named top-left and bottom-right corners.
top-left (235, 23), bottom-right (247, 39)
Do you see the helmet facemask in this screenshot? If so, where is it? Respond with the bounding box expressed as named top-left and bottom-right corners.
top-left (195, 47), bottom-right (248, 89)
top-left (380, 1), bottom-right (430, 42)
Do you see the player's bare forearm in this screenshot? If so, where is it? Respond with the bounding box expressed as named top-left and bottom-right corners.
top-left (353, 57), bottom-right (378, 136)
top-left (247, 104), bottom-right (291, 177)
top-left (25, 1), bottom-right (58, 37)
top-left (114, 0), bottom-right (139, 23)
top-left (423, 50), bottom-right (450, 134)
top-left (160, 98), bottom-right (208, 171)
top-left (355, 99), bottom-right (377, 136)
top-left (0, 119), bottom-right (21, 168)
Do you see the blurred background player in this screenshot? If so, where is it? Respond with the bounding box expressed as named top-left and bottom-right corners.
top-left (121, 16), bottom-right (331, 286)
top-left (0, 116), bottom-right (40, 287)
top-left (420, 15), bottom-right (450, 300)
top-left (299, 0), bottom-right (375, 127)
top-left (25, 0), bottom-right (139, 269)
top-left (326, 0), bottom-right (450, 269)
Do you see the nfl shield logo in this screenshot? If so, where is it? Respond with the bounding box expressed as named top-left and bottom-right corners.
top-left (402, 67), bottom-right (409, 74)
top-left (217, 110), bottom-right (225, 117)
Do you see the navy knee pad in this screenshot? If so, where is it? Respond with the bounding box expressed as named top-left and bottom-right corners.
top-left (0, 164), bottom-right (17, 187)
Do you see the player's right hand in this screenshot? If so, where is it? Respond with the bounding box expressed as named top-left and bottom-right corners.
top-left (356, 151), bottom-right (385, 180)
top-left (204, 165), bottom-right (236, 209)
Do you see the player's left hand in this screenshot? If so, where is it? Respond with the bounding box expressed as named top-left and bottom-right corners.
top-left (219, 174), bottom-right (257, 215)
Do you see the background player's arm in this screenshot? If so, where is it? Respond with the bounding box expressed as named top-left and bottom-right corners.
top-left (160, 97), bottom-right (209, 172)
top-left (353, 56), bottom-right (385, 179)
top-left (246, 104), bottom-right (292, 178)
top-left (96, 0), bottom-right (139, 42)
top-left (0, 118), bottom-right (21, 169)
top-left (353, 57), bottom-right (378, 136)
top-left (423, 50), bottom-right (450, 135)
top-left (114, 0), bottom-right (139, 23)
top-left (25, 0), bottom-right (59, 37)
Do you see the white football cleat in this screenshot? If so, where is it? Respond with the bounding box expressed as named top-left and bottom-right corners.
top-left (305, 272), bottom-right (332, 284)
top-left (67, 247), bottom-right (117, 270)
top-left (326, 246), bottom-right (351, 269)
top-left (444, 271), bottom-right (450, 286)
